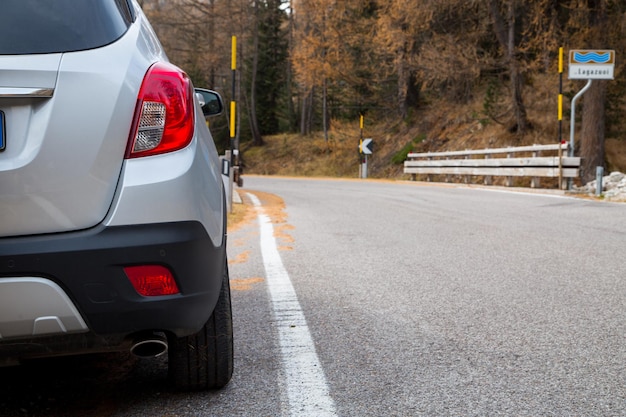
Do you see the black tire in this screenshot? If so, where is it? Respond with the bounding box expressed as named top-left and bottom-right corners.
top-left (168, 263), bottom-right (233, 391)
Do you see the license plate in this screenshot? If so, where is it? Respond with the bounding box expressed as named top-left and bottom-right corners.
top-left (0, 111), bottom-right (5, 152)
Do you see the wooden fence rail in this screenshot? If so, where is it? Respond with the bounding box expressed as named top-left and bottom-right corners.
top-left (403, 143), bottom-right (580, 188)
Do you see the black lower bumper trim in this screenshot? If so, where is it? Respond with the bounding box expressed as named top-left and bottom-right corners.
top-left (0, 221), bottom-right (226, 343)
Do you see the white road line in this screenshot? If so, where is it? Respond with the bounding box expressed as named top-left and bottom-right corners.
top-left (465, 186), bottom-right (575, 199)
top-left (248, 193), bottom-right (337, 417)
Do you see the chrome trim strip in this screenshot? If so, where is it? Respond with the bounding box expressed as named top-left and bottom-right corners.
top-left (0, 87), bottom-right (54, 98)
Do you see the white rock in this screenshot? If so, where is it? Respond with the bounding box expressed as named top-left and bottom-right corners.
top-left (576, 171), bottom-right (626, 201)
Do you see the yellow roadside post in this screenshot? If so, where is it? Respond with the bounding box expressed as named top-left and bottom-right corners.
top-left (558, 47), bottom-right (564, 189)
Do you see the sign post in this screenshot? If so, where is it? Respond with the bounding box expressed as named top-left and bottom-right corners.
top-left (359, 138), bottom-right (373, 179)
top-left (229, 36), bottom-right (242, 213)
top-left (358, 115), bottom-right (374, 178)
top-left (567, 49), bottom-right (615, 189)
top-left (358, 115), bottom-right (363, 178)
top-left (558, 47), bottom-right (564, 188)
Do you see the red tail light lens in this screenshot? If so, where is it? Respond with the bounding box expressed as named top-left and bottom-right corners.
top-left (124, 265), bottom-right (180, 296)
top-left (126, 62), bottom-right (195, 158)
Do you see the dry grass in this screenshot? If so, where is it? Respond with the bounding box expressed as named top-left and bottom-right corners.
top-left (226, 199), bottom-right (251, 233)
top-left (241, 131), bottom-right (362, 178)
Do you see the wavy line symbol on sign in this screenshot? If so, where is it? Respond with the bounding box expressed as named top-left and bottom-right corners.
top-left (573, 51), bottom-right (611, 64)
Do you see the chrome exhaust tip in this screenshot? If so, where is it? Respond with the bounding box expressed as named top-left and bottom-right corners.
top-left (130, 332), bottom-right (168, 358)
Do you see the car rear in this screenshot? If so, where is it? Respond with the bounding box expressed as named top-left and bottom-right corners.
top-left (0, 0), bottom-right (232, 390)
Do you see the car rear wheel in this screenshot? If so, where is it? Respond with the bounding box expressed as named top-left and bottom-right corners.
top-left (168, 262), bottom-right (233, 391)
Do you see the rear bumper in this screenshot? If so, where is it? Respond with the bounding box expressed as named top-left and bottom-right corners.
top-left (0, 221), bottom-right (226, 355)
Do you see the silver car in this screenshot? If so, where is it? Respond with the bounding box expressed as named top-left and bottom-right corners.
top-left (0, 0), bottom-right (233, 391)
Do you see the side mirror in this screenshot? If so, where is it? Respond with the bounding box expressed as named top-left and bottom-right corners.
top-left (195, 88), bottom-right (224, 117)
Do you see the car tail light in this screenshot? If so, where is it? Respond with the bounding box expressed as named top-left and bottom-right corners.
top-left (124, 265), bottom-right (180, 296)
top-left (126, 62), bottom-right (195, 158)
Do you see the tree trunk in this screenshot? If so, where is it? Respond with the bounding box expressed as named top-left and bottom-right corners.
top-left (287, 0), bottom-right (297, 132)
top-left (507, 2), bottom-right (529, 134)
top-left (580, 81), bottom-right (606, 184)
top-left (580, 0), bottom-right (608, 184)
top-left (300, 88), bottom-right (314, 136)
top-left (396, 46), bottom-right (408, 119)
top-left (510, 61), bottom-right (529, 134)
top-left (248, 0), bottom-right (263, 146)
top-left (488, 0), bottom-right (530, 135)
top-left (323, 78), bottom-right (328, 142)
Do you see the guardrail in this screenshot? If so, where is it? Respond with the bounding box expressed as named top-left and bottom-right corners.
top-left (404, 143), bottom-right (580, 188)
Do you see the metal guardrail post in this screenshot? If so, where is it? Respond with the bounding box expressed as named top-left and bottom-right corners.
top-left (427, 156), bottom-right (432, 182)
top-left (506, 151), bottom-right (513, 187)
top-left (596, 166), bottom-right (604, 197)
top-left (558, 143), bottom-right (564, 189)
top-left (464, 153), bottom-right (469, 184)
top-left (531, 148), bottom-right (540, 188)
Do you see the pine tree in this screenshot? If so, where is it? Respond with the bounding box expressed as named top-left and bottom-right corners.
top-left (256, 0), bottom-right (289, 135)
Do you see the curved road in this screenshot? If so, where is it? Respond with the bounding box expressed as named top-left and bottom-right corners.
top-left (1, 176), bottom-right (624, 416)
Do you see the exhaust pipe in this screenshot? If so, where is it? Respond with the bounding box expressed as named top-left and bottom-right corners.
top-left (130, 331), bottom-right (168, 358)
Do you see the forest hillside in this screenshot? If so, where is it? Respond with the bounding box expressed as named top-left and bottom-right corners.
top-left (240, 73), bottom-right (626, 183)
top-left (140, 0), bottom-right (626, 184)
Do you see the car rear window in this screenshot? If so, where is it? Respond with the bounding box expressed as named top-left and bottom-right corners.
top-left (0, 0), bottom-right (135, 55)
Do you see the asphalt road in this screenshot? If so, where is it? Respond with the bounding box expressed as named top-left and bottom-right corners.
top-left (1, 176), bottom-right (624, 416)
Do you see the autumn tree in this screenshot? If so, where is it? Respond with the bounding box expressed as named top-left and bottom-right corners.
top-left (417, 1), bottom-right (492, 103)
top-left (374, 0), bottom-right (428, 118)
top-left (291, 0), bottom-right (329, 135)
top-left (292, 0), bottom-right (381, 136)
